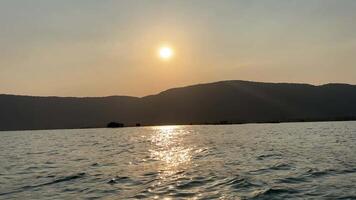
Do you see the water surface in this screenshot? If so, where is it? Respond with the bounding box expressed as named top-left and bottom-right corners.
top-left (1, 122), bottom-right (356, 199)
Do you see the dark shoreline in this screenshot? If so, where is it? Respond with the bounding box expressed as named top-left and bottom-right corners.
top-left (1, 118), bottom-right (355, 132)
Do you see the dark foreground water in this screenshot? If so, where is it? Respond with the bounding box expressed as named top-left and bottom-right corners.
top-left (0, 122), bottom-right (356, 199)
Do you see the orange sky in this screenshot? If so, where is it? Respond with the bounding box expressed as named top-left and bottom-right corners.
top-left (1, 0), bottom-right (356, 97)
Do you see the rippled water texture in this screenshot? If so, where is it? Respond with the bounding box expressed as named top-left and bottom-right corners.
top-left (1, 122), bottom-right (356, 199)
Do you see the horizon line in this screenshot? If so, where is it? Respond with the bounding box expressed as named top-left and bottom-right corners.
top-left (1, 79), bottom-right (355, 99)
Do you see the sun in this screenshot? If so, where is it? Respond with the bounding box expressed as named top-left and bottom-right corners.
top-left (158, 46), bottom-right (174, 60)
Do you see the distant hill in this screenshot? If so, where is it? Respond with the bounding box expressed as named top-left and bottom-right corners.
top-left (1, 80), bottom-right (356, 131)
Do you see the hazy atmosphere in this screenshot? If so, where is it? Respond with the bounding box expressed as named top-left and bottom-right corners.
top-left (1, 1), bottom-right (356, 199)
top-left (1, 0), bottom-right (356, 97)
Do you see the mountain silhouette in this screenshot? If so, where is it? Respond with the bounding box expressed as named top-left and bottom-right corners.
top-left (1, 80), bottom-right (356, 131)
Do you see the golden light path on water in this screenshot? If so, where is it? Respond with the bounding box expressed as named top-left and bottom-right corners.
top-left (149, 126), bottom-right (193, 178)
top-left (142, 125), bottom-right (207, 199)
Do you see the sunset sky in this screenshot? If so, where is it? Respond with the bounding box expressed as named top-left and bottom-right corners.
top-left (1, 0), bottom-right (356, 97)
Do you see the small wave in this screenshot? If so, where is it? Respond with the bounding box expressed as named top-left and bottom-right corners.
top-left (270, 163), bottom-right (292, 170)
top-left (250, 163), bottom-right (292, 174)
top-left (176, 179), bottom-right (208, 190)
top-left (206, 176), bottom-right (261, 192)
top-left (142, 171), bottom-right (159, 177)
top-left (71, 158), bottom-right (87, 162)
top-left (24, 166), bottom-right (40, 170)
top-left (257, 153), bottom-right (282, 160)
top-left (304, 167), bottom-right (356, 180)
top-left (0, 172), bottom-right (86, 196)
top-left (335, 195), bottom-right (356, 199)
top-left (226, 177), bottom-right (258, 189)
top-left (107, 176), bottom-right (136, 185)
top-left (107, 176), bottom-right (128, 184)
top-left (251, 187), bottom-right (299, 199)
top-left (276, 176), bottom-right (309, 184)
top-left (26, 151), bottom-right (47, 155)
top-left (131, 194), bottom-right (148, 199)
top-left (277, 167), bottom-right (356, 185)
top-left (46, 172), bottom-right (86, 185)
top-left (340, 167), bottom-right (356, 174)
top-left (169, 191), bottom-right (196, 198)
top-left (305, 168), bottom-right (337, 178)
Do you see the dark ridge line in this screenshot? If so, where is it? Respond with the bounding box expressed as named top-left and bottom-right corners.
top-left (1, 79), bottom-right (355, 99)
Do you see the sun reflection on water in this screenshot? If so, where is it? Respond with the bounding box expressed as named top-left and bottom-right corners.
top-left (149, 125), bottom-right (193, 178)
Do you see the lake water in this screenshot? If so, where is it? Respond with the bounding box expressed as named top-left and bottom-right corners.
top-left (0, 122), bottom-right (356, 199)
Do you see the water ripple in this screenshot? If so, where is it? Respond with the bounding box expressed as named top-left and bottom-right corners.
top-left (0, 122), bottom-right (356, 199)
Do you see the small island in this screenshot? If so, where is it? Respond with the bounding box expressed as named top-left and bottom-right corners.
top-left (106, 122), bottom-right (124, 128)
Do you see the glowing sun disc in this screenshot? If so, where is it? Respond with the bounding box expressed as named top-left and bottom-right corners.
top-left (159, 46), bottom-right (174, 60)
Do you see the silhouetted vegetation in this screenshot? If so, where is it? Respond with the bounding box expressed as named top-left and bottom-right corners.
top-left (107, 122), bottom-right (124, 128)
